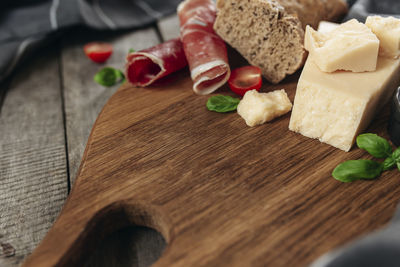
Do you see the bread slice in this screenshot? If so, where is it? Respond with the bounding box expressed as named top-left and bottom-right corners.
top-left (214, 0), bottom-right (348, 84)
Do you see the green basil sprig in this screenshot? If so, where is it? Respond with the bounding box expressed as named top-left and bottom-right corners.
top-left (383, 156), bottom-right (396, 171)
top-left (356, 133), bottom-right (392, 158)
top-left (332, 160), bottom-right (383, 182)
top-left (333, 133), bottom-right (400, 182)
top-left (206, 95), bottom-right (240, 113)
top-left (393, 147), bottom-right (400, 171)
top-left (94, 67), bottom-right (125, 87)
top-left (392, 147), bottom-right (400, 163)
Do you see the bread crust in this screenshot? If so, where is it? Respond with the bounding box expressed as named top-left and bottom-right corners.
top-left (278, 0), bottom-right (348, 29)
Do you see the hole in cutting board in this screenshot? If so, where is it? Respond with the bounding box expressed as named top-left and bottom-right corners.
top-left (83, 226), bottom-right (166, 267)
top-left (58, 201), bottom-right (169, 266)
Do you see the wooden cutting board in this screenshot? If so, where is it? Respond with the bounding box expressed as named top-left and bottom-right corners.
top-left (22, 60), bottom-right (400, 266)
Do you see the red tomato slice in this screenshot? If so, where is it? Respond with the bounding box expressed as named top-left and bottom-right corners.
top-left (228, 66), bottom-right (262, 96)
top-left (84, 42), bottom-right (113, 63)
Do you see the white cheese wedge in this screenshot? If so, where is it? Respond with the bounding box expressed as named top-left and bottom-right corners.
top-left (304, 19), bottom-right (380, 73)
top-left (317, 21), bottom-right (339, 34)
top-left (366, 16), bottom-right (400, 59)
top-left (237, 89), bottom-right (292, 127)
top-left (289, 56), bottom-right (400, 151)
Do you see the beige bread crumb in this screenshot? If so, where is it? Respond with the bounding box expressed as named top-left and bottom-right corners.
top-left (214, 0), bottom-right (348, 83)
top-left (237, 89), bottom-right (292, 127)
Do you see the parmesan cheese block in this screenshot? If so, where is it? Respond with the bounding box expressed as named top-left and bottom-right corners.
top-left (365, 16), bottom-right (400, 59)
top-left (237, 90), bottom-right (292, 127)
top-left (289, 56), bottom-right (400, 151)
top-left (317, 21), bottom-right (339, 33)
top-left (304, 19), bottom-right (380, 73)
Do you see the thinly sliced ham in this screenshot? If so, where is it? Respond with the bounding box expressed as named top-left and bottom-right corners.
top-left (126, 38), bottom-right (187, 87)
top-left (178, 0), bottom-right (230, 95)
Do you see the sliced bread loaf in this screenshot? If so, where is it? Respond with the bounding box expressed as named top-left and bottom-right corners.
top-left (214, 0), bottom-right (348, 84)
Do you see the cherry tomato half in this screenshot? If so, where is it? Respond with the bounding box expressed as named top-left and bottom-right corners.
top-left (228, 66), bottom-right (262, 96)
top-left (84, 42), bottom-right (113, 63)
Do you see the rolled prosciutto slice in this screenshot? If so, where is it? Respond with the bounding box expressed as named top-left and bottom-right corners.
top-left (126, 38), bottom-right (187, 87)
top-left (178, 0), bottom-right (230, 95)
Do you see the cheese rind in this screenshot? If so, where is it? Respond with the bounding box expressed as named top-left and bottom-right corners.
top-left (305, 19), bottom-right (380, 73)
top-left (365, 16), bottom-right (400, 59)
top-left (289, 56), bottom-right (400, 151)
top-left (237, 90), bottom-right (292, 127)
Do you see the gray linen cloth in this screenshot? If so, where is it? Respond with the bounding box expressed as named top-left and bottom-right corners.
top-left (345, 0), bottom-right (400, 21)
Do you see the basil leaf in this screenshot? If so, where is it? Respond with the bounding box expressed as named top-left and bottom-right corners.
top-left (392, 147), bottom-right (400, 162)
top-left (94, 67), bottom-right (125, 87)
top-left (207, 95), bottom-right (240, 113)
top-left (383, 156), bottom-right (396, 171)
top-left (356, 133), bottom-right (392, 158)
top-left (332, 159), bottom-right (383, 182)
top-left (397, 162), bottom-right (400, 172)
top-left (129, 48), bottom-right (135, 53)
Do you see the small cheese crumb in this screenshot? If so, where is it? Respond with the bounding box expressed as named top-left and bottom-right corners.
top-left (366, 16), bottom-right (400, 59)
top-left (237, 89), bottom-right (292, 127)
top-left (305, 19), bottom-right (379, 73)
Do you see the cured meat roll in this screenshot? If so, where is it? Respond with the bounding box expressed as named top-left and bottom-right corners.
top-left (178, 0), bottom-right (231, 95)
top-left (126, 38), bottom-right (187, 87)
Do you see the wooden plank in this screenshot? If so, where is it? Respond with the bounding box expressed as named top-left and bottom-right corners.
top-left (157, 14), bottom-right (180, 41)
top-left (0, 48), bottom-right (68, 266)
top-left (61, 27), bottom-right (160, 185)
top-left (21, 67), bottom-right (400, 267)
top-left (60, 27), bottom-right (165, 267)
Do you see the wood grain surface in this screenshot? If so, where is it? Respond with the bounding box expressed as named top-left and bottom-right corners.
top-left (157, 14), bottom-right (180, 40)
top-left (0, 48), bottom-right (68, 267)
top-left (20, 50), bottom-right (400, 266)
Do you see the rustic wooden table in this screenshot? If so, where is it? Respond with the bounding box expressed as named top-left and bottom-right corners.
top-left (0, 14), bottom-right (180, 267)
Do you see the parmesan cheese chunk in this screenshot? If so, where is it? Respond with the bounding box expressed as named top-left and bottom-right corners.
top-left (366, 16), bottom-right (400, 59)
top-left (237, 90), bottom-right (292, 127)
top-left (317, 21), bottom-right (339, 34)
top-left (289, 56), bottom-right (400, 151)
top-left (305, 19), bottom-right (380, 73)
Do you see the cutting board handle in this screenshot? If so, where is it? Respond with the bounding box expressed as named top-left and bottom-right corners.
top-left (21, 192), bottom-right (170, 266)
top-left (20, 84), bottom-right (176, 267)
